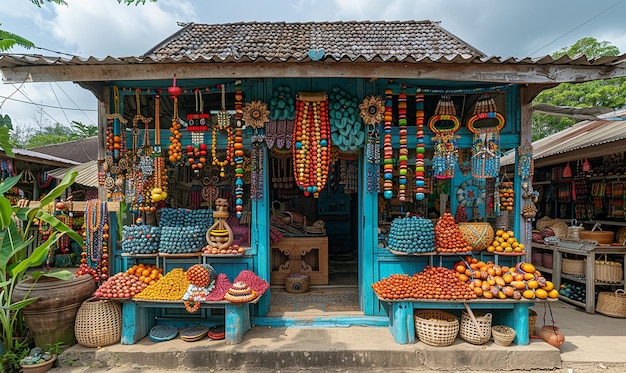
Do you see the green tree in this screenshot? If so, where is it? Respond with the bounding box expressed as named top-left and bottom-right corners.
top-left (532, 38), bottom-right (626, 141)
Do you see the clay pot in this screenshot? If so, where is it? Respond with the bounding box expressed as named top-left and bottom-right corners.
top-left (537, 325), bottom-right (565, 348)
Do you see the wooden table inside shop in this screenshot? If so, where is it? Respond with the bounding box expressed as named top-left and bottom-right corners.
top-left (270, 236), bottom-right (328, 285)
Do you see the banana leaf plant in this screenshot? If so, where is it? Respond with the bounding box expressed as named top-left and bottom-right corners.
top-left (0, 170), bottom-right (83, 370)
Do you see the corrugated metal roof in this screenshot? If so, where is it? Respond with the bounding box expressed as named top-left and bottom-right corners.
top-left (0, 146), bottom-right (79, 167)
top-left (501, 109), bottom-right (626, 165)
top-left (30, 137), bottom-right (99, 164)
top-left (47, 160), bottom-right (98, 188)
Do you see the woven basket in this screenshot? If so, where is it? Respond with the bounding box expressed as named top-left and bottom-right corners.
top-left (414, 310), bottom-right (459, 347)
top-left (529, 309), bottom-right (537, 336)
top-left (596, 289), bottom-right (626, 318)
top-left (536, 216), bottom-right (553, 232)
top-left (547, 222), bottom-right (568, 238)
top-left (492, 325), bottom-right (516, 346)
top-left (285, 274), bottom-right (310, 294)
top-left (593, 255), bottom-right (623, 283)
top-left (459, 311), bottom-right (492, 345)
top-left (562, 258), bottom-right (585, 275)
top-left (458, 222), bottom-right (495, 251)
top-left (75, 297), bottom-right (122, 348)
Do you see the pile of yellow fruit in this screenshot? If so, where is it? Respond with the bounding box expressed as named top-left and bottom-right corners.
top-left (487, 229), bottom-right (525, 254)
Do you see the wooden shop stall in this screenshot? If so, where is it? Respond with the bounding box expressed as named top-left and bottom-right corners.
top-left (3, 21), bottom-right (626, 344)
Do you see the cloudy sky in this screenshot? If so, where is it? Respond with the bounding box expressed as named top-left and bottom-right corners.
top-left (1, 0), bottom-right (626, 132)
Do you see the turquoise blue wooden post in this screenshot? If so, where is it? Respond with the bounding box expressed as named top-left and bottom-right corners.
top-left (361, 148), bottom-right (378, 316)
top-left (224, 303), bottom-right (251, 344)
top-left (512, 302), bottom-right (530, 345)
top-left (121, 302), bottom-right (156, 345)
top-left (389, 301), bottom-right (414, 344)
top-left (252, 143), bottom-right (271, 316)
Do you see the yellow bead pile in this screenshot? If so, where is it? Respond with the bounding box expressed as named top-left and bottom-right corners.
top-left (133, 267), bottom-right (190, 300)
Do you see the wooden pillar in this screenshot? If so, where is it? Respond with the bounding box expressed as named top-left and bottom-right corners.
top-left (97, 86), bottom-right (110, 201)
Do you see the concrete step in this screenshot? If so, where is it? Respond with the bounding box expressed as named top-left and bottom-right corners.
top-left (53, 325), bottom-right (561, 372)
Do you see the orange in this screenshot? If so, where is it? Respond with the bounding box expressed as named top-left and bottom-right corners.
top-left (522, 289), bottom-right (535, 299)
top-left (455, 265), bottom-right (466, 274)
top-left (527, 280), bottom-right (539, 289)
top-left (542, 281), bottom-right (555, 291)
top-left (548, 289), bottom-right (559, 299)
top-left (535, 288), bottom-right (548, 299)
top-left (503, 273), bottom-right (514, 284)
top-left (482, 291), bottom-right (493, 299)
top-left (487, 246), bottom-right (495, 253)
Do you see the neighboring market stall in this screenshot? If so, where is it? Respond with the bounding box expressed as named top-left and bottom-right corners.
top-left (3, 20), bottom-right (626, 346)
top-left (502, 109), bottom-right (626, 316)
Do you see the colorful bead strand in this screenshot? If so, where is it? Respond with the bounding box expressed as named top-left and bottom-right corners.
top-left (233, 83), bottom-right (245, 217)
top-left (415, 92), bottom-right (426, 200)
top-left (397, 87), bottom-right (408, 202)
top-left (292, 94), bottom-right (331, 197)
top-left (382, 88), bottom-right (394, 199)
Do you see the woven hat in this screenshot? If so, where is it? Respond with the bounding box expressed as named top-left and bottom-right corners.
top-left (223, 281), bottom-right (257, 303)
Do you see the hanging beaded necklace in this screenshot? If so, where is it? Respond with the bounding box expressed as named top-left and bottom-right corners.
top-left (397, 87), bottom-right (408, 202)
top-left (233, 83), bottom-right (246, 217)
top-left (517, 141), bottom-right (534, 182)
top-left (359, 95), bottom-right (384, 194)
top-left (429, 95), bottom-right (461, 179)
top-left (467, 93), bottom-right (505, 179)
top-left (414, 92), bottom-right (426, 200)
top-left (210, 84), bottom-right (234, 178)
top-left (292, 92), bottom-right (331, 198)
top-left (382, 88), bottom-right (394, 199)
top-left (82, 200), bottom-right (109, 282)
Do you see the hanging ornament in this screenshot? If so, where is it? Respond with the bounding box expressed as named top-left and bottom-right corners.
top-left (397, 86), bottom-right (408, 202)
top-left (212, 85), bottom-right (236, 178)
top-left (186, 88), bottom-right (210, 144)
top-left (382, 88), bottom-right (394, 199)
top-left (233, 82), bottom-right (246, 217)
top-left (429, 95), bottom-right (460, 179)
top-left (517, 141), bottom-right (534, 182)
top-left (359, 95), bottom-right (383, 194)
top-left (168, 85), bottom-right (183, 164)
top-left (414, 92), bottom-right (426, 200)
top-left (243, 100), bottom-right (270, 129)
top-left (292, 91), bottom-right (331, 197)
top-left (467, 93), bottom-right (505, 179)
top-left (150, 91), bottom-right (168, 205)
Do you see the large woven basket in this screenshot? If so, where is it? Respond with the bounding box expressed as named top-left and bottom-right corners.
top-left (414, 310), bottom-right (459, 347)
top-left (593, 255), bottom-right (623, 283)
top-left (491, 325), bottom-right (516, 346)
top-left (75, 297), bottom-right (122, 348)
top-left (562, 257), bottom-right (585, 275)
top-left (596, 289), bottom-right (626, 318)
top-left (459, 311), bottom-right (492, 345)
top-left (458, 222), bottom-right (495, 251)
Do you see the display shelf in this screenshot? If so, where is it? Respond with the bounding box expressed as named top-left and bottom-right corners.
top-left (387, 248), bottom-right (436, 256)
top-left (535, 265), bottom-right (553, 275)
top-left (560, 273), bottom-right (586, 285)
top-left (558, 295), bottom-right (586, 309)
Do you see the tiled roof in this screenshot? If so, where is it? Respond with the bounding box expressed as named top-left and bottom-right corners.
top-left (30, 137), bottom-right (98, 164)
top-left (144, 20), bottom-right (487, 62)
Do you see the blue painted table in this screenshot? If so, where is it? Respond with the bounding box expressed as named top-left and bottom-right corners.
top-left (379, 297), bottom-right (542, 345)
top-left (121, 298), bottom-right (258, 345)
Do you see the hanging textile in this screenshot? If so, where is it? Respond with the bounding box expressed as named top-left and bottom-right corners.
top-left (292, 92), bottom-right (331, 198)
top-left (467, 93), bottom-right (505, 179)
top-left (429, 95), bottom-right (461, 179)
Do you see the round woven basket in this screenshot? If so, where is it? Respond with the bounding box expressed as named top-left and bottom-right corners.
top-left (458, 222), bottom-right (495, 251)
top-left (491, 325), bottom-right (516, 346)
top-left (414, 310), bottom-right (459, 347)
top-left (562, 258), bottom-right (585, 275)
top-left (596, 289), bottom-right (626, 318)
top-left (459, 311), bottom-right (492, 345)
top-left (75, 297), bottom-right (122, 348)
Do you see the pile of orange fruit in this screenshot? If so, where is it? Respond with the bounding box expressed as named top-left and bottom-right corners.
top-left (435, 213), bottom-right (473, 253)
top-left (455, 256), bottom-right (558, 300)
top-left (487, 229), bottom-right (526, 254)
top-left (126, 263), bottom-right (164, 286)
